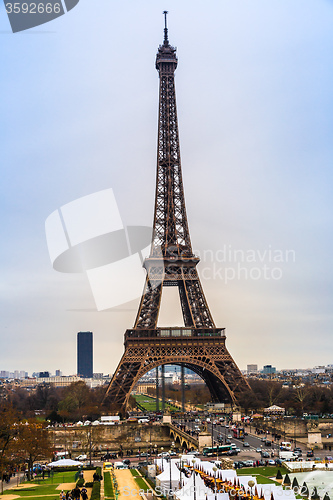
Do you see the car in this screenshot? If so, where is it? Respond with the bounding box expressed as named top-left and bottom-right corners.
top-left (158, 452), bottom-right (169, 457)
top-left (103, 462), bottom-right (113, 471)
top-left (234, 448), bottom-right (241, 453)
top-left (101, 453), bottom-right (117, 460)
top-left (256, 448), bottom-right (262, 453)
top-left (268, 460), bottom-right (276, 465)
top-left (243, 460), bottom-right (255, 467)
top-left (123, 459), bottom-right (131, 466)
top-left (261, 452), bottom-right (270, 458)
top-left (76, 454), bottom-right (88, 461)
top-left (114, 461), bottom-right (128, 469)
top-left (226, 439), bottom-right (231, 445)
top-left (243, 442), bottom-right (250, 447)
top-left (233, 461), bottom-right (244, 469)
top-left (227, 435), bottom-right (232, 439)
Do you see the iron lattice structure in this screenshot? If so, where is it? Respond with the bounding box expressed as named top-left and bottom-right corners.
top-left (105, 16), bottom-right (250, 411)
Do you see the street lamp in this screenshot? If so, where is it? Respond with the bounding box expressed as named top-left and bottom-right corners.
top-left (179, 453), bottom-right (182, 489)
top-left (248, 480), bottom-right (255, 500)
top-left (191, 459), bottom-right (197, 500)
top-left (213, 466), bottom-right (217, 500)
top-left (169, 442), bottom-right (175, 495)
top-left (161, 447), bottom-right (164, 472)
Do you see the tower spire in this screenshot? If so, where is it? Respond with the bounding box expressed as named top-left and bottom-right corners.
top-left (163, 10), bottom-right (169, 44)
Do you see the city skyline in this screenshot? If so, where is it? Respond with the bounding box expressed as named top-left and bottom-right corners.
top-left (1, 1), bottom-right (332, 375)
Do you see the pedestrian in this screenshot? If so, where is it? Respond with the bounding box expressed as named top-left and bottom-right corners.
top-left (73, 486), bottom-right (81, 500)
top-left (81, 487), bottom-right (88, 500)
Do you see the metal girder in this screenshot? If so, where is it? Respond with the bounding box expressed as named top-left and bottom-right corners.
top-left (104, 21), bottom-right (250, 413)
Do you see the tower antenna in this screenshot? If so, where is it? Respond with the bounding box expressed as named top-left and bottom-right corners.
top-left (163, 10), bottom-right (168, 44)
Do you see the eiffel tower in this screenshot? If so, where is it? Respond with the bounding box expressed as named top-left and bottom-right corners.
top-left (104, 13), bottom-right (250, 412)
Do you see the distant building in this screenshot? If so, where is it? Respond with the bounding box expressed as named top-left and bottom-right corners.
top-left (262, 365), bottom-right (276, 375)
top-left (312, 366), bottom-right (325, 374)
top-left (247, 364), bottom-right (258, 374)
top-left (55, 370), bottom-right (62, 377)
top-left (39, 371), bottom-right (50, 378)
top-left (77, 331), bottom-right (93, 378)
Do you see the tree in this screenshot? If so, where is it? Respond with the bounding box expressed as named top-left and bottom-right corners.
top-left (311, 487), bottom-right (320, 500)
top-left (276, 470), bottom-right (282, 480)
top-left (292, 477), bottom-right (299, 489)
top-left (15, 420), bottom-right (53, 480)
top-left (58, 381), bottom-right (92, 421)
top-left (302, 482), bottom-right (309, 497)
top-left (0, 404), bottom-right (18, 481)
top-left (283, 474), bottom-right (291, 486)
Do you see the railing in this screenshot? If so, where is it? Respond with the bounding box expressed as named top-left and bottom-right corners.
top-left (125, 327), bottom-right (225, 340)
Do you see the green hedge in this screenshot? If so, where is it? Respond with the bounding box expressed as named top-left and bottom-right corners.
top-left (76, 478), bottom-right (85, 488)
top-left (104, 472), bottom-right (114, 499)
top-left (91, 480), bottom-right (101, 500)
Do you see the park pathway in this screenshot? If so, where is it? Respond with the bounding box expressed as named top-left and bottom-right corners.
top-left (114, 469), bottom-right (141, 500)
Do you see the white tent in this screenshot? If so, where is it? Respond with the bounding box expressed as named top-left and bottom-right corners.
top-left (174, 471), bottom-right (211, 500)
top-left (48, 458), bottom-right (83, 467)
top-left (156, 459), bottom-right (186, 492)
top-left (256, 485), bottom-right (283, 500)
top-left (220, 470), bottom-right (237, 481)
top-left (235, 476), bottom-right (257, 489)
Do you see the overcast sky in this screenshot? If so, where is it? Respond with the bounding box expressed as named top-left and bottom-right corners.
top-left (1, 0), bottom-right (332, 376)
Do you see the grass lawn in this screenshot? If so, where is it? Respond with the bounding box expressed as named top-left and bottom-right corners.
top-left (237, 466), bottom-right (288, 484)
top-left (2, 471), bottom-right (78, 500)
top-left (103, 471), bottom-right (114, 499)
top-left (129, 469), bottom-right (150, 491)
top-left (134, 395), bottom-right (179, 413)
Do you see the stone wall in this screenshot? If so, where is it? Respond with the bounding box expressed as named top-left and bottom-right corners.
top-left (50, 423), bottom-right (172, 456)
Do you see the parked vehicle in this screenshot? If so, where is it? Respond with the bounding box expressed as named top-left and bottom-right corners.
top-left (279, 451), bottom-right (298, 460)
top-left (102, 452), bottom-right (117, 460)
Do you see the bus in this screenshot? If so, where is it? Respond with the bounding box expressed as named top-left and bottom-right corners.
top-left (202, 445), bottom-right (232, 456)
top-left (233, 427), bottom-right (244, 439)
top-left (280, 441), bottom-right (292, 451)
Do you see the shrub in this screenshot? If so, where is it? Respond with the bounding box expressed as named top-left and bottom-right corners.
top-left (283, 474), bottom-right (291, 486)
top-left (76, 478), bottom-right (85, 488)
top-left (292, 477), bottom-right (299, 489)
top-left (302, 482), bottom-right (309, 497)
top-left (85, 482), bottom-right (93, 488)
top-left (91, 480), bottom-right (101, 500)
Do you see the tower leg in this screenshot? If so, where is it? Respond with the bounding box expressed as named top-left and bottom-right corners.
top-left (156, 367), bottom-right (160, 412)
top-left (181, 364), bottom-right (185, 412)
top-left (161, 365), bottom-right (165, 412)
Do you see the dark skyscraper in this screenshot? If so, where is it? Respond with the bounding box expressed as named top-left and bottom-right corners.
top-left (77, 331), bottom-right (93, 378)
